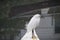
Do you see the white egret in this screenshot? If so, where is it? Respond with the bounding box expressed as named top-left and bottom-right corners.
top-left (21, 14), bottom-right (40, 40)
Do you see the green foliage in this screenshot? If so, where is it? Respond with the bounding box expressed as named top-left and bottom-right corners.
top-left (0, 0), bottom-right (42, 18)
top-left (0, 17), bottom-right (28, 35)
top-left (0, 0), bottom-right (41, 40)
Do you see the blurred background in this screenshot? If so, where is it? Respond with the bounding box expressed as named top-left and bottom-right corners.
top-left (0, 0), bottom-right (60, 40)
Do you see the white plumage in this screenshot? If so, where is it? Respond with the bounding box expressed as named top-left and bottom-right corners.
top-left (21, 14), bottom-right (40, 40)
top-left (21, 30), bottom-right (32, 40)
top-left (26, 14), bottom-right (40, 32)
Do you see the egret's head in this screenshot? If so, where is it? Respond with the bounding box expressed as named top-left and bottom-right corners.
top-left (33, 14), bottom-right (41, 18)
top-left (34, 14), bottom-right (45, 18)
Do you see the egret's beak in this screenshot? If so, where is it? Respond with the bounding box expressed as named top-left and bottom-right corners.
top-left (40, 14), bottom-right (45, 18)
top-left (40, 15), bottom-right (44, 18)
top-left (40, 14), bottom-right (53, 18)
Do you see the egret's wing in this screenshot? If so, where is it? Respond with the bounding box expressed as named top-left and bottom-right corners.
top-left (21, 31), bottom-right (32, 40)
